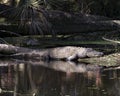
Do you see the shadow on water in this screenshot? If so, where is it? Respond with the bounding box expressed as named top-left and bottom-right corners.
top-left (0, 59), bottom-right (120, 96)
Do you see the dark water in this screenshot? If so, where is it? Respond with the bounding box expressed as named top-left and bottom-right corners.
top-left (0, 59), bottom-right (120, 96)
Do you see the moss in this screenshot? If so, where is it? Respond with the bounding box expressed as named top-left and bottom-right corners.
top-left (78, 53), bottom-right (120, 67)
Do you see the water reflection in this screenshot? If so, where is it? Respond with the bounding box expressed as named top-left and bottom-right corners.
top-left (0, 59), bottom-right (120, 96)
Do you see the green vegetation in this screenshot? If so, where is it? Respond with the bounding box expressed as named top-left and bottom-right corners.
top-left (0, 0), bottom-right (120, 50)
top-left (79, 53), bottom-right (120, 67)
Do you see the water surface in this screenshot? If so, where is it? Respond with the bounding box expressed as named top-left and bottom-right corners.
top-left (0, 59), bottom-right (120, 96)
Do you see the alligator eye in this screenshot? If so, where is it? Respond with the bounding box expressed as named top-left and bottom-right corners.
top-left (95, 52), bottom-right (103, 56)
top-left (100, 52), bottom-right (104, 56)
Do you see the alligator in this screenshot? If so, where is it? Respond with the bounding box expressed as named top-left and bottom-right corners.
top-left (79, 53), bottom-right (120, 67)
top-left (8, 46), bottom-right (103, 61)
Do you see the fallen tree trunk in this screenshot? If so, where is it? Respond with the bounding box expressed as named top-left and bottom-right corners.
top-left (0, 44), bottom-right (32, 54)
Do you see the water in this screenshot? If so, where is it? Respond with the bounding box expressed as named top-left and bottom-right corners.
top-left (0, 59), bottom-right (120, 96)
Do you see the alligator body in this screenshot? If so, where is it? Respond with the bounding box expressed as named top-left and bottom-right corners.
top-left (11, 46), bottom-right (103, 61)
top-left (48, 46), bottom-right (103, 60)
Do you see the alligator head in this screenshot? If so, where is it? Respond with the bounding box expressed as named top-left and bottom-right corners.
top-left (86, 48), bottom-right (103, 57)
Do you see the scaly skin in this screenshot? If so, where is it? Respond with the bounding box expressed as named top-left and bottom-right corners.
top-left (10, 46), bottom-right (103, 61)
top-left (47, 46), bottom-right (103, 60)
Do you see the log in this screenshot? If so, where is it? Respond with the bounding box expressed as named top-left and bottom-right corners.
top-left (0, 44), bottom-right (31, 54)
top-left (78, 53), bottom-right (120, 67)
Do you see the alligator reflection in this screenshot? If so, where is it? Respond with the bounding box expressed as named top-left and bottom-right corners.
top-left (0, 59), bottom-right (120, 96)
